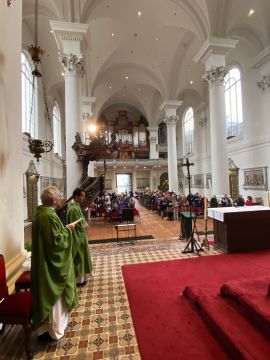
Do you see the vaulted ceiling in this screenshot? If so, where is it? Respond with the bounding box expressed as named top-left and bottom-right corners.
top-left (22, 0), bottom-right (270, 125)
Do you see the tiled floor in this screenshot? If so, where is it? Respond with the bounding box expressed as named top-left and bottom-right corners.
top-left (0, 205), bottom-right (218, 359)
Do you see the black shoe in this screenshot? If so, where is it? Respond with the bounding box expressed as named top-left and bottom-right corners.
top-left (38, 332), bottom-right (55, 342)
top-left (76, 280), bottom-right (88, 287)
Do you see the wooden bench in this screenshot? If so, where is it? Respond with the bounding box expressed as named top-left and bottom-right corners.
top-left (115, 223), bottom-right (137, 244)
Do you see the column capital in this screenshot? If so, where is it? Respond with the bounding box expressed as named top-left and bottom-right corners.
top-left (149, 136), bottom-right (157, 144)
top-left (203, 65), bottom-right (228, 84)
top-left (60, 53), bottom-right (85, 76)
top-left (194, 37), bottom-right (238, 70)
top-left (198, 116), bottom-right (207, 128)
top-left (257, 75), bottom-right (270, 91)
top-left (164, 115), bottom-right (178, 126)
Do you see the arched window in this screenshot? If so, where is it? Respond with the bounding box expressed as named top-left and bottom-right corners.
top-left (21, 52), bottom-right (36, 136)
top-left (224, 67), bottom-right (243, 138)
top-left (183, 107), bottom-right (194, 155)
top-left (53, 103), bottom-right (62, 156)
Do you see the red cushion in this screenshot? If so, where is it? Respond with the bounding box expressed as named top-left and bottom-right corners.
top-left (15, 270), bottom-right (31, 285)
top-left (0, 255), bottom-right (8, 300)
top-left (0, 291), bottom-right (32, 319)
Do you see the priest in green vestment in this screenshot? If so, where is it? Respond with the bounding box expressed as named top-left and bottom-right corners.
top-left (67, 188), bottom-right (93, 286)
top-left (31, 186), bottom-right (78, 340)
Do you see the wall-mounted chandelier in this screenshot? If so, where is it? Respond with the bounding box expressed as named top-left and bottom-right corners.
top-left (27, 0), bottom-right (45, 77)
top-left (25, 133), bottom-right (53, 163)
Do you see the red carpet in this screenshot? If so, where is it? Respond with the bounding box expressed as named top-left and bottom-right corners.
top-left (220, 278), bottom-right (270, 338)
top-left (184, 285), bottom-right (270, 360)
top-left (122, 251), bottom-right (270, 360)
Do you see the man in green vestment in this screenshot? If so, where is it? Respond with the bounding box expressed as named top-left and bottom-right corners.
top-left (31, 186), bottom-right (78, 340)
top-left (67, 188), bottom-right (93, 286)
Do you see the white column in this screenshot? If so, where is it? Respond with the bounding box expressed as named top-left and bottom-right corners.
top-left (194, 37), bottom-right (238, 196)
top-left (61, 54), bottom-right (84, 195)
top-left (205, 68), bottom-right (229, 195)
top-left (50, 21), bottom-right (89, 196)
top-left (166, 116), bottom-right (178, 192)
top-left (160, 101), bottom-right (182, 193)
top-left (147, 126), bottom-right (159, 159)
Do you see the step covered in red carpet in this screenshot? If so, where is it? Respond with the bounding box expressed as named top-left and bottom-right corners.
top-left (183, 285), bottom-right (270, 360)
top-left (220, 277), bottom-right (270, 338)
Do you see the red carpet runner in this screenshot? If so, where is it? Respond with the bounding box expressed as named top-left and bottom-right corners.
top-left (122, 251), bottom-right (270, 360)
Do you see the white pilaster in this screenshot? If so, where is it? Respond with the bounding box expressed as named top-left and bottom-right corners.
top-left (194, 38), bottom-right (238, 196)
top-left (147, 126), bottom-right (159, 159)
top-left (160, 101), bottom-right (182, 193)
top-left (133, 170), bottom-right (137, 192)
top-left (50, 21), bottom-right (89, 196)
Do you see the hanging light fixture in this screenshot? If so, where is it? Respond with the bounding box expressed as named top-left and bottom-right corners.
top-left (27, 0), bottom-right (45, 77)
top-left (26, 134), bottom-right (53, 163)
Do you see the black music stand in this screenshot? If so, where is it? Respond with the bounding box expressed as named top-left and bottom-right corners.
top-left (181, 158), bottom-right (203, 255)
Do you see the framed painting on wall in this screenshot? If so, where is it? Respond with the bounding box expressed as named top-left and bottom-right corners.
top-left (243, 167), bottom-right (268, 190)
top-left (40, 176), bottom-right (50, 190)
top-left (194, 174), bottom-right (204, 188)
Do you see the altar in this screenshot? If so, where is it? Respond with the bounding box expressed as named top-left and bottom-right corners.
top-left (208, 206), bottom-right (270, 253)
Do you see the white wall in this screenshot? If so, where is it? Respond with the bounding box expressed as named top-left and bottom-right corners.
top-left (0, 1), bottom-right (26, 273)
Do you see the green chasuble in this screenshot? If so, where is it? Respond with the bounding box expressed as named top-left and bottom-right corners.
top-left (31, 206), bottom-right (78, 330)
top-left (66, 202), bottom-right (93, 277)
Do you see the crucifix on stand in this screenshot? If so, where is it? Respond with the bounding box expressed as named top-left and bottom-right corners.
top-left (181, 158), bottom-right (203, 255)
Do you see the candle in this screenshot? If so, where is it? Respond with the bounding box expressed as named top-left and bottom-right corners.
top-left (204, 196), bottom-right (208, 219)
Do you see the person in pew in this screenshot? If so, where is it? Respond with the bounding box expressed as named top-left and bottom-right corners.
top-left (236, 195), bottom-right (245, 207)
top-left (31, 186), bottom-right (78, 341)
top-left (245, 195), bottom-right (254, 206)
top-left (67, 188), bottom-right (93, 287)
top-left (221, 193), bottom-right (232, 207)
top-left (210, 195), bottom-right (219, 208)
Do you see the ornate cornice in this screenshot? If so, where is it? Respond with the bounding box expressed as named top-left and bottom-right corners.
top-left (257, 75), bottom-right (270, 91)
top-left (60, 53), bottom-right (85, 76)
top-left (164, 115), bottom-right (178, 126)
top-left (203, 65), bottom-right (228, 84)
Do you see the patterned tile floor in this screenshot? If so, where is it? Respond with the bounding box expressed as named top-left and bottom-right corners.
top-left (0, 236), bottom-right (221, 360)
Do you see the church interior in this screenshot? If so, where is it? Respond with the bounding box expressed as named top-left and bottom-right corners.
top-left (1, 0), bottom-right (270, 359)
